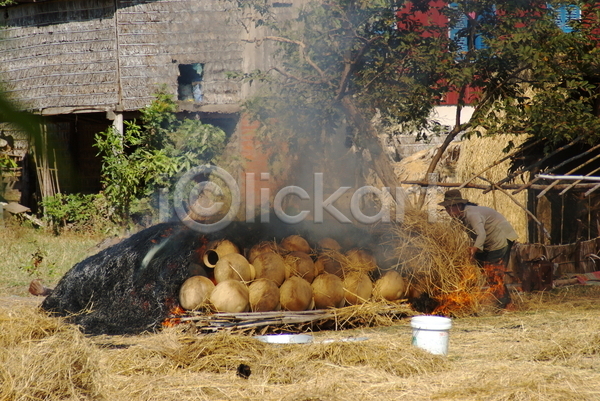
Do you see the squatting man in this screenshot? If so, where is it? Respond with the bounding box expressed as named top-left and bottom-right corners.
top-left (440, 189), bottom-right (518, 307)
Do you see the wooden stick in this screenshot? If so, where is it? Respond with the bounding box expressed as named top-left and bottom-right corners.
top-left (537, 152), bottom-right (600, 198)
top-left (53, 148), bottom-right (60, 195)
top-left (401, 180), bottom-right (600, 191)
top-left (512, 142), bottom-right (600, 195)
top-left (584, 183), bottom-right (600, 197)
top-left (559, 166), bottom-right (600, 196)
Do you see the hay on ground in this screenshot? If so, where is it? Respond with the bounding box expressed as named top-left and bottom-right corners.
top-left (0, 307), bottom-right (103, 400)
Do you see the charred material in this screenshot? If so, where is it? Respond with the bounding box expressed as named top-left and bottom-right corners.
top-left (41, 219), bottom-right (390, 335)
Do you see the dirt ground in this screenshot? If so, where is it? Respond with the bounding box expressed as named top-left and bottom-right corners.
top-left (2, 286), bottom-right (600, 401)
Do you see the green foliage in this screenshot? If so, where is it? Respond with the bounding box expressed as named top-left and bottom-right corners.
top-left (165, 119), bottom-right (226, 173)
top-left (94, 123), bottom-right (178, 221)
top-left (94, 89), bottom-right (226, 223)
top-left (0, 154), bottom-right (17, 170)
top-left (18, 242), bottom-right (47, 276)
top-left (40, 193), bottom-right (112, 233)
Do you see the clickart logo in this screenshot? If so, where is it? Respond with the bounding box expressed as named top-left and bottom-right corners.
top-left (172, 165), bottom-right (407, 233)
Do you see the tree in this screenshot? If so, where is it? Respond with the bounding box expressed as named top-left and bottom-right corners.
top-left (230, 0), bottom-right (600, 207)
top-left (230, 0), bottom-right (451, 191)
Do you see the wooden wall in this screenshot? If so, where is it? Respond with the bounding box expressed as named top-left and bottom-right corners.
top-left (0, 0), bottom-right (118, 112)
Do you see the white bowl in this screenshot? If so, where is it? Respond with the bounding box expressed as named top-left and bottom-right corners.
top-left (254, 334), bottom-right (313, 344)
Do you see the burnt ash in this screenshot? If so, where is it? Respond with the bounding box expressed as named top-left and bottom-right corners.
top-left (41, 219), bottom-right (392, 335)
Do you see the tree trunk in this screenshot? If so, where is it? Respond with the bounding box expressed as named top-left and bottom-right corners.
top-left (340, 96), bottom-right (399, 190)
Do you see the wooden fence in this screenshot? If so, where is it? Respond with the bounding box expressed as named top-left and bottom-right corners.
top-left (509, 237), bottom-right (600, 282)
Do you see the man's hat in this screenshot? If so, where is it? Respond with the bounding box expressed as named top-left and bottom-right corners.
top-left (438, 189), bottom-right (469, 207)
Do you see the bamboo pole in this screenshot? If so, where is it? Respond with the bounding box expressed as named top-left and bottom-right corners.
top-left (537, 152), bottom-right (600, 198)
top-left (559, 166), bottom-right (600, 195)
top-left (401, 180), bottom-right (600, 191)
top-left (511, 142), bottom-right (600, 195)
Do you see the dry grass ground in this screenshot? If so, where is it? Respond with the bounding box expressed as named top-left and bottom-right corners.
top-left (2, 223), bottom-right (600, 400)
top-left (1, 287), bottom-right (600, 400)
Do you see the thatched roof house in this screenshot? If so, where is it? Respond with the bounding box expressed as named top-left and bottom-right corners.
top-left (0, 0), bottom-right (303, 203)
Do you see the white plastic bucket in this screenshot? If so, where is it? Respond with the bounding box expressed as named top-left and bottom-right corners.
top-left (410, 315), bottom-right (452, 356)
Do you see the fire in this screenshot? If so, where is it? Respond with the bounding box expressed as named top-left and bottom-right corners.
top-left (432, 261), bottom-right (512, 316)
top-left (162, 303), bottom-right (187, 328)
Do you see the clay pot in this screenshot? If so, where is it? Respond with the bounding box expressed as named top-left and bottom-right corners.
top-left (203, 239), bottom-right (240, 268)
top-left (311, 273), bottom-right (345, 309)
top-left (344, 248), bottom-right (377, 273)
top-left (214, 253), bottom-right (254, 284)
top-left (343, 272), bottom-right (373, 305)
top-left (373, 270), bottom-right (407, 301)
top-left (252, 252), bottom-right (287, 286)
top-left (317, 237), bottom-right (342, 252)
top-left (179, 276), bottom-right (215, 310)
top-left (210, 280), bottom-right (250, 313)
top-left (284, 251), bottom-right (316, 283)
top-left (247, 241), bottom-right (278, 263)
top-left (280, 235), bottom-right (311, 254)
top-left (315, 252), bottom-right (344, 278)
top-left (248, 279), bottom-right (281, 312)
top-left (280, 276), bottom-right (314, 311)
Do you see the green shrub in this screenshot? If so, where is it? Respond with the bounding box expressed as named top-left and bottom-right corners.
top-left (40, 193), bottom-right (115, 233)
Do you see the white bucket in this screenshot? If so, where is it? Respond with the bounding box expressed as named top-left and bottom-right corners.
top-left (410, 315), bottom-right (452, 356)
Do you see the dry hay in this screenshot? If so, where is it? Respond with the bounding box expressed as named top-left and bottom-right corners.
top-left (392, 207), bottom-right (490, 316)
top-left (104, 328), bottom-right (448, 386)
top-left (3, 286), bottom-right (600, 400)
top-left (0, 307), bottom-right (103, 400)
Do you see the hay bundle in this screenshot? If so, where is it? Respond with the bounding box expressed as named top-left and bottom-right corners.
top-left (393, 208), bottom-right (487, 316)
top-left (149, 329), bottom-right (446, 382)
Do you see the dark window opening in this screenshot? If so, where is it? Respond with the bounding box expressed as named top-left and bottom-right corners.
top-left (178, 63), bottom-right (204, 102)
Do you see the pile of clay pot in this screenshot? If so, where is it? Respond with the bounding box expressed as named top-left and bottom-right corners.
top-left (179, 235), bottom-right (408, 313)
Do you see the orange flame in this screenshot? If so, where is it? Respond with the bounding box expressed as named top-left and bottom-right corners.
top-left (162, 304), bottom-right (186, 328)
top-left (432, 262), bottom-right (509, 316)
